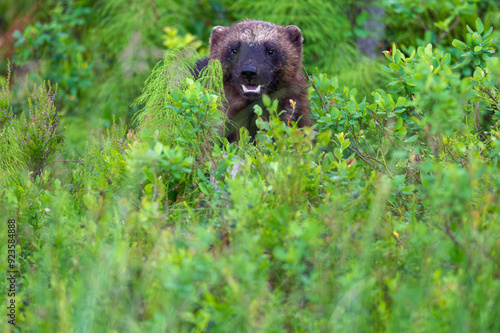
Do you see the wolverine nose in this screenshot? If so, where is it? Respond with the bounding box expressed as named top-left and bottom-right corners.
top-left (241, 66), bottom-right (258, 81)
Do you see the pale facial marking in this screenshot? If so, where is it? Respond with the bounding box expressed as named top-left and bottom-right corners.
top-left (237, 24), bottom-right (280, 45)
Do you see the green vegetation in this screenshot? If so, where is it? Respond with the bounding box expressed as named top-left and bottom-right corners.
top-left (1, 1), bottom-right (500, 332)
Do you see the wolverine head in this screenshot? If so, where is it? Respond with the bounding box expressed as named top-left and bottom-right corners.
top-left (208, 20), bottom-right (304, 101)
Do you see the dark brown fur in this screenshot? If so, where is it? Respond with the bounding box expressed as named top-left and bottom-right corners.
top-left (196, 20), bottom-right (312, 142)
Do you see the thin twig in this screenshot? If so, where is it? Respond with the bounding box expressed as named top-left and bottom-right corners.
top-left (444, 222), bottom-right (463, 249)
top-left (479, 139), bottom-right (492, 156)
top-left (437, 16), bottom-right (460, 42)
top-left (374, 119), bottom-right (397, 149)
top-left (379, 147), bottom-right (394, 178)
top-left (363, 137), bottom-right (377, 156)
top-left (392, 233), bottom-right (407, 248)
top-left (349, 126), bottom-right (371, 158)
top-left (303, 65), bottom-right (329, 113)
top-left (480, 87), bottom-right (499, 109)
top-left (149, 0), bottom-right (160, 23)
top-left (348, 146), bottom-right (383, 172)
top-left (349, 139), bottom-right (385, 166)
top-left (416, 15), bottom-right (428, 32)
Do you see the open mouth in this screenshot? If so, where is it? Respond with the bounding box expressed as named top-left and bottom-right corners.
top-left (242, 84), bottom-right (261, 94)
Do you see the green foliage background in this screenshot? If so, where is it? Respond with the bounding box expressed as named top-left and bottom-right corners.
top-left (1, 0), bottom-right (500, 332)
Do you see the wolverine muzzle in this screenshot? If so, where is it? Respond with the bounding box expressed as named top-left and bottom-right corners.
top-left (241, 66), bottom-right (258, 82)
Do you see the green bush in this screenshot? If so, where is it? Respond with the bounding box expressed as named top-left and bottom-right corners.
top-left (13, 2), bottom-right (92, 108)
top-left (1, 4), bottom-right (500, 333)
top-left (0, 65), bottom-right (63, 183)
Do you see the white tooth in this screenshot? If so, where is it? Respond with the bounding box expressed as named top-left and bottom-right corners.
top-left (242, 84), bottom-right (262, 93)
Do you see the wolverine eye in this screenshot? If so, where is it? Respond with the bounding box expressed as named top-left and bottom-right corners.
top-left (267, 49), bottom-right (276, 56)
top-left (229, 48), bottom-right (238, 56)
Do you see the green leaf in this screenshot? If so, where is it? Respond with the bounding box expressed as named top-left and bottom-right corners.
top-left (215, 162), bottom-right (229, 179)
top-left (456, 142), bottom-right (466, 153)
top-left (341, 139), bottom-right (350, 151)
top-left (473, 67), bottom-right (483, 81)
top-left (472, 33), bottom-right (482, 44)
top-left (404, 135), bottom-right (418, 143)
top-left (452, 39), bottom-right (467, 50)
top-left (334, 148), bottom-right (342, 161)
top-left (442, 53), bottom-right (451, 66)
top-left (330, 107), bottom-right (340, 120)
top-left (256, 117), bottom-right (269, 130)
top-left (262, 94), bottom-right (271, 107)
top-left (389, 63), bottom-right (400, 71)
top-left (409, 49), bottom-right (416, 61)
top-left (393, 174), bottom-right (405, 186)
top-left (395, 49), bottom-right (403, 62)
top-left (411, 116), bottom-right (421, 124)
top-left (475, 18), bottom-right (484, 34)
top-left (198, 182), bottom-right (211, 195)
top-left (358, 101), bottom-right (369, 111)
top-left (394, 117), bottom-right (403, 130)
top-left (197, 169), bottom-right (210, 183)
top-left (381, 65), bottom-right (393, 73)
top-left (154, 142), bottom-right (164, 155)
top-left (424, 44), bottom-right (433, 57)
top-left (347, 100), bottom-right (356, 113)
top-left (383, 50), bottom-right (393, 62)
top-left (483, 26), bottom-right (493, 38)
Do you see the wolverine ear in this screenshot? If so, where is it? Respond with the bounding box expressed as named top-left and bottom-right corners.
top-left (285, 25), bottom-right (303, 52)
top-left (209, 26), bottom-right (227, 50)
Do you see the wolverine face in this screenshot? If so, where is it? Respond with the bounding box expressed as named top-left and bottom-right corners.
top-left (209, 20), bottom-right (303, 102)
top-left (222, 40), bottom-right (283, 100)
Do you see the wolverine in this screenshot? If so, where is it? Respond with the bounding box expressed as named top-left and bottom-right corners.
top-left (195, 20), bottom-right (312, 142)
